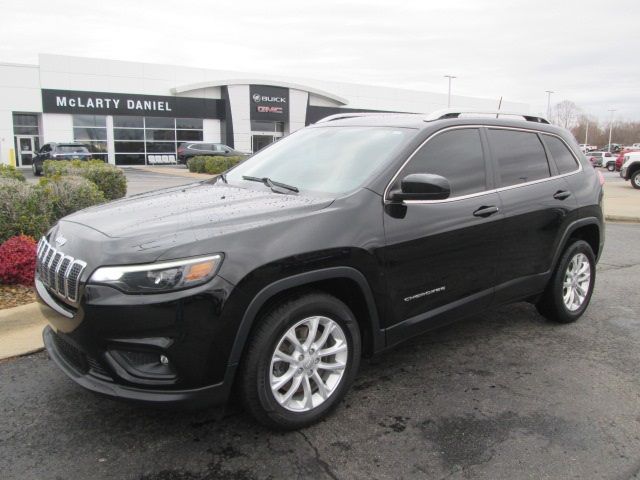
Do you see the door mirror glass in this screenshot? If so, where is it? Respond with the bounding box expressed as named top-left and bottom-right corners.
top-left (391, 173), bottom-right (451, 202)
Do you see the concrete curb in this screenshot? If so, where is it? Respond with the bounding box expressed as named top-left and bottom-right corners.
top-left (605, 215), bottom-right (640, 223)
top-left (0, 303), bottom-right (47, 360)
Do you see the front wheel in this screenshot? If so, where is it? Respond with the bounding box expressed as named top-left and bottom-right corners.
top-left (32, 162), bottom-right (42, 176)
top-left (631, 170), bottom-right (640, 189)
top-left (239, 292), bottom-right (361, 430)
top-left (537, 240), bottom-right (596, 323)
top-left (607, 163), bottom-right (615, 172)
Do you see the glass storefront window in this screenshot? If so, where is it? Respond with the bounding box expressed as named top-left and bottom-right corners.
top-left (114, 128), bottom-right (144, 141)
top-left (112, 116), bottom-right (204, 165)
top-left (146, 142), bottom-right (176, 153)
top-left (73, 115), bottom-right (107, 127)
top-left (113, 116), bottom-right (144, 128)
top-left (145, 117), bottom-right (174, 129)
top-left (177, 130), bottom-right (203, 141)
top-left (72, 115), bottom-right (107, 161)
top-left (73, 127), bottom-right (107, 141)
top-left (176, 118), bottom-right (203, 129)
top-left (115, 142), bottom-right (145, 153)
top-left (145, 129), bottom-right (175, 141)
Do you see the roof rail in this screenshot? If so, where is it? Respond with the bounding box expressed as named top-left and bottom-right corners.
top-left (424, 109), bottom-right (550, 124)
top-left (315, 112), bottom-right (397, 123)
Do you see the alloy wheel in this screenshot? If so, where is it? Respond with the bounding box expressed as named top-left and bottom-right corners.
top-left (269, 316), bottom-right (348, 412)
top-left (562, 253), bottom-right (591, 311)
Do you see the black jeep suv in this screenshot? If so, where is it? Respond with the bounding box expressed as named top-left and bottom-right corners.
top-left (37, 110), bottom-right (604, 429)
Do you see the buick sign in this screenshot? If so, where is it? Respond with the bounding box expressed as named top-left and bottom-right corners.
top-left (249, 85), bottom-right (289, 121)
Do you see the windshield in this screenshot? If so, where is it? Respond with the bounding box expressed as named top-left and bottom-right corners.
top-left (226, 126), bottom-right (415, 194)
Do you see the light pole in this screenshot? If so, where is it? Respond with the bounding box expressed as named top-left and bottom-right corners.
top-left (545, 90), bottom-right (554, 120)
top-left (584, 118), bottom-right (589, 146)
top-left (444, 75), bottom-right (456, 108)
top-left (607, 109), bottom-right (616, 152)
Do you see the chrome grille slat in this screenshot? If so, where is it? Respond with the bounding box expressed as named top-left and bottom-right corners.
top-left (36, 237), bottom-right (87, 304)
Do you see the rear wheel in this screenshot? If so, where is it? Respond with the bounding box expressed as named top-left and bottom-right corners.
top-left (537, 240), bottom-right (595, 323)
top-left (607, 163), bottom-right (615, 172)
top-left (239, 292), bottom-right (361, 430)
top-left (631, 170), bottom-right (640, 189)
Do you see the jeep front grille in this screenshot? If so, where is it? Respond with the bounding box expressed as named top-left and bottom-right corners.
top-left (36, 237), bottom-right (87, 303)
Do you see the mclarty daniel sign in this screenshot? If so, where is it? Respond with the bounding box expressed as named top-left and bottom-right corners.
top-left (42, 89), bottom-right (224, 119)
top-left (249, 85), bottom-right (289, 121)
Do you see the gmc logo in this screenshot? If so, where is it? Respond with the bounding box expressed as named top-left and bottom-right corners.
top-left (257, 106), bottom-right (283, 113)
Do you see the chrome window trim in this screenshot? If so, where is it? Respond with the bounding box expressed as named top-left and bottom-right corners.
top-left (383, 125), bottom-right (583, 205)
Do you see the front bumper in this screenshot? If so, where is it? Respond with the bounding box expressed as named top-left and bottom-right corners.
top-left (43, 326), bottom-right (232, 408)
top-left (37, 272), bottom-right (242, 409)
top-left (621, 167), bottom-right (629, 179)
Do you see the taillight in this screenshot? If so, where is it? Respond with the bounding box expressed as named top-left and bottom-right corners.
top-left (596, 170), bottom-right (605, 185)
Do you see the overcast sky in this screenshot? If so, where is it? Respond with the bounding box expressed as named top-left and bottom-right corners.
top-left (2, 0), bottom-right (639, 122)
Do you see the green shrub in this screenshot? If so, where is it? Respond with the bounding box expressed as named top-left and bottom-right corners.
top-left (188, 155), bottom-right (244, 175)
top-left (43, 160), bottom-right (126, 200)
top-left (187, 156), bottom-right (206, 173)
top-left (38, 176), bottom-right (105, 221)
top-left (0, 165), bottom-right (25, 182)
top-left (0, 175), bottom-right (107, 243)
top-left (0, 178), bottom-right (52, 243)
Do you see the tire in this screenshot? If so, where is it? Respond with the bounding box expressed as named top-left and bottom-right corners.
top-left (32, 162), bottom-right (41, 176)
top-left (607, 163), bottom-right (615, 172)
top-left (537, 240), bottom-right (596, 323)
top-left (239, 291), bottom-right (361, 430)
top-left (631, 170), bottom-right (640, 190)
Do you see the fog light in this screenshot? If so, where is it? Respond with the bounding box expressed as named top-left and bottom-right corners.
top-left (160, 355), bottom-right (169, 365)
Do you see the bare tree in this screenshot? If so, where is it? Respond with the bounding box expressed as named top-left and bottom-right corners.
top-left (551, 100), bottom-right (581, 129)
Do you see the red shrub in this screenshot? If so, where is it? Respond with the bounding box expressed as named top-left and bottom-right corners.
top-left (0, 235), bottom-right (37, 285)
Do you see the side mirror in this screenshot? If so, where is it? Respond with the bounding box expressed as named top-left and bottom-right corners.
top-left (390, 173), bottom-right (451, 202)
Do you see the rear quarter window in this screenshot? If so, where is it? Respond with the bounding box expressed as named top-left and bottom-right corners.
top-left (543, 135), bottom-right (580, 174)
top-left (488, 129), bottom-right (550, 187)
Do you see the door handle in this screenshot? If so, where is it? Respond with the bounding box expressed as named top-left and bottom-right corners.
top-left (473, 205), bottom-right (499, 217)
top-left (553, 190), bottom-right (572, 200)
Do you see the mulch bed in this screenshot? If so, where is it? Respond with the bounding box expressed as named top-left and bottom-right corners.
top-left (0, 284), bottom-right (36, 310)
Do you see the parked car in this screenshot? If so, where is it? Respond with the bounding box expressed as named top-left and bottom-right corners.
top-left (32, 142), bottom-right (92, 176)
top-left (620, 152), bottom-right (640, 189)
top-left (602, 143), bottom-right (622, 153)
top-left (37, 110), bottom-right (604, 429)
top-left (579, 144), bottom-right (597, 153)
top-left (615, 149), bottom-right (640, 172)
top-left (177, 142), bottom-right (247, 164)
top-left (585, 151), bottom-right (614, 168)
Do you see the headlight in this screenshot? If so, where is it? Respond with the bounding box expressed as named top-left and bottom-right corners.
top-left (90, 254), bottom-right (223, 293)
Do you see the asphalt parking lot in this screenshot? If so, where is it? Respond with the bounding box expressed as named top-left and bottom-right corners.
top-left (1, 221), bottom-right (639, 479)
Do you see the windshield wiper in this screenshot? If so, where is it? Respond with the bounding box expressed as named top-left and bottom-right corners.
top-left (242, 175), bottom-right (299, 193)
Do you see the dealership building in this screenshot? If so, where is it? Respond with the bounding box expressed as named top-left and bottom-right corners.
top-left (0, 54), bottom-right (528, 167)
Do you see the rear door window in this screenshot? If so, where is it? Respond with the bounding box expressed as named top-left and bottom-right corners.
top-left (543, 135), bottom-right (580, 174)
top-left (488, 129), bottom-right (550, 187)
top-left (398, 128), bottom-right (487, 198)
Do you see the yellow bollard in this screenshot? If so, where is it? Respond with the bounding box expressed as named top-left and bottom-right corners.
top-left (9, 148), bottom-right (16, 167)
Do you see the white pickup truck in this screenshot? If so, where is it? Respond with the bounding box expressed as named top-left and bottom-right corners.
top-left (620, 152), bottom-right (640, 189)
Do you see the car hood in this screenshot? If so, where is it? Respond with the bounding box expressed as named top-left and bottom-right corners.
top-left (61, 180), bottom-right (334, 257)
